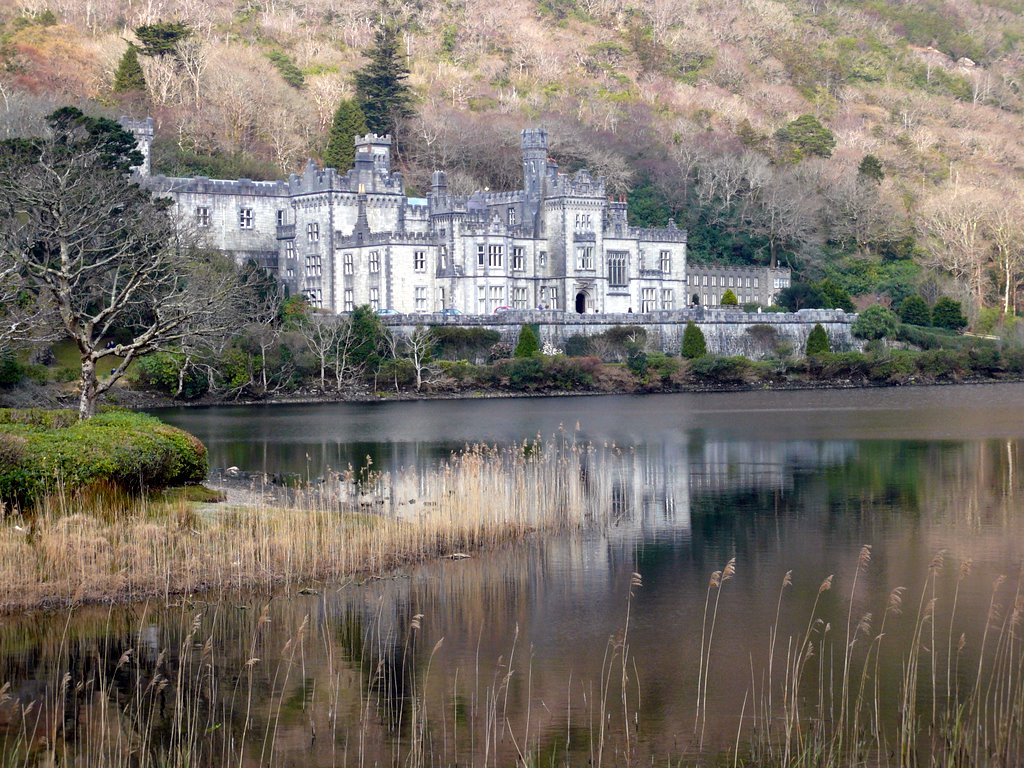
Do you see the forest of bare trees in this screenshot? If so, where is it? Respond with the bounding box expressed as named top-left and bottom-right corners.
top-left (3, 0), bottom-right (1024, 324)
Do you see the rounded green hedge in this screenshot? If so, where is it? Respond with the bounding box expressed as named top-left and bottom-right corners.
top-left (0, 409), bottom-right (207, 508)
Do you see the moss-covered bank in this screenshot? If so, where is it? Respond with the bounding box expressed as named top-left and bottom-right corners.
top-left (0, 409), bottom-right (207, 509)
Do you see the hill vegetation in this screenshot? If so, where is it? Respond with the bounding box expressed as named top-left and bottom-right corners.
top-left (3, 0), bottom-right (1024, 332)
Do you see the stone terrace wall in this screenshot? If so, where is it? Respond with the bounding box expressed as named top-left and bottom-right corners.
top-left (380, 308), bottom-right (857, 358)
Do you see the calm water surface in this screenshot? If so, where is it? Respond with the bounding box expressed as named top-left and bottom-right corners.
top-left (2, 384), bottom-right (1024, 765)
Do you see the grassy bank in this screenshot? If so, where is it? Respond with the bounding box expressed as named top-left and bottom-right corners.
top-left (0, 441), bottom-right (594, 613)
top-left (0, 409), bottom-right (206, 509)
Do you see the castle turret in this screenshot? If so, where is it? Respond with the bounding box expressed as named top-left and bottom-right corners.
top-left (521, 128), bottom-right (548, 199)
top-left (355, 133), bottom-right (392, 174)
top-left (118, 116), bottom-right (154, 176)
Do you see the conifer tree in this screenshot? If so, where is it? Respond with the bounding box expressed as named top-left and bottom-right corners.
top-left (682, 322), bottom-right (707, 359)
top-left (354, 23), bottom-right (414, 141)
top-left (113, 44), bottom-right (147, 95)
top-left (720, 289), bottom-right (738, 306)
top-left (514, 325), bottom-right (540, 357)
top-left (323, 99), bottom-right (368, 170)
top-left (805, 323), bottom-right (830, 356)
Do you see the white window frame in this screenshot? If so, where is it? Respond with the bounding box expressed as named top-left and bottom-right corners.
top-left (195, 206), bottom-right (210, 227)
top-left (662, 288), bottom-right (674, 310)
top-left (343, 252), bottom-right (353, 275)
top-left (576, 246), bottom-right (594, 271)
top-left (512, 286), bottom-right (528, 309)
top-left (660, 250), bottom-right (671, 273)
top-left (512, 247), bottom-right (525, 271)
top-left (641, 288), bottom-right (656, 313)
top-left (307, 222), bottom-right (319, 242)
top-left (369, 287), bottom-right (380, 310)
top-left (239, 208), bottom-right (254, 229)
top-left (344, 288), bottom-right (354, 312)
top-left (488, 244), bottom-right (503, 268)
top-left (414, 250), bottom-right (426, 272)
top-left (369, 251), bottom-right (380, 273)
top-left (415, 286), bottom-right (427, 311)
top-left (477, 244), bottom-right (486, 267)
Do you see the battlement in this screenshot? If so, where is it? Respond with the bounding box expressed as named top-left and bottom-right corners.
top-left (148, 175), bottom-right (289, 197)
top-left (521, 128), bottom-right (548, 152)
top-left (635, 222), bottom-right (687, 243)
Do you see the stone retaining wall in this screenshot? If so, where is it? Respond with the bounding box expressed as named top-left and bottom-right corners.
top-left (380, 308), bottom-right (857, 358)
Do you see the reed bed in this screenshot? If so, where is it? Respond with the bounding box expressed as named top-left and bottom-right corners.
top-left (1, 544), bottom-right (1023, 767)
top-left (0, 439), bottom-right (600, 613)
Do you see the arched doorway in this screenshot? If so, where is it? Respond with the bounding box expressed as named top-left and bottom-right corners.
top-left (575, 292), bottom-right (587, 314)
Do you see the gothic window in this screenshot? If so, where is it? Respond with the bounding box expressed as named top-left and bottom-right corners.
top-left (488, 244), bottom-right (503, 268)
top-left (414, 250), bottom-right (426, 272)
top-left (307, 223), bottom-right (319, 242)
top-left (512, 247), bottom-right (525, 271)
top-left (608, 252), bottom-right (628, 287)
top-left (641, 288), bottom-right (656, 313)
top-left (576, 246), bottom-right (594, 270)
top-left (195, 206), bottom-right (210, 227)
top-left (369, 251), bottom-right (380, 273)
top-left (343, 252), bottom-right (353, 275)
top-left (415, 286), bottom-right (427, 311)
top-left (660, 250), bottom-right (671, 273)
top-left (239, 208), bottom-right (253, 229)
top-left (344, 289), bottom-right (354, 311)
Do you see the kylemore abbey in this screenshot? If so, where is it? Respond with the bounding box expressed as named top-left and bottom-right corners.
top-left (124, 118), bottom-right (790, 316)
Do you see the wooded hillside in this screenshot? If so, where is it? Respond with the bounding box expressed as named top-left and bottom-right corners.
top-left (3, 0), bottom-right (1024, 330)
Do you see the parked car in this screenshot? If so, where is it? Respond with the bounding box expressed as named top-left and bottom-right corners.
top-left (376, 308), bottom-right (400, 316)
top-left (436, 307), bottom-right (463, 316)
top-left (492, 305), bottom-right (512, 314)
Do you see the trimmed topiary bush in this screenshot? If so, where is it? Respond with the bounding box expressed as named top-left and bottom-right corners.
top-left (682, 322), bottom-right (707, 359)
top-left (898, 295), bottom-right (931, 327)
top-left (805, 323), bottom-right (831, 356)
top-left (932, 297), bottom-right (968, 331)
top-left (0, 410), bottom-right (207, 509)
top-left (514, 325), bottom-right (540, 357)
top-left (720, 289), bottom-right (738, 306)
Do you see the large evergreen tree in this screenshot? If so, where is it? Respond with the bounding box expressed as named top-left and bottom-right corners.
top-left (323, 98), bottom-right (368, 170)
top-left (354, 23), bottom-right (414, 141)
top-left (112, 44), bottom-right (148, 95)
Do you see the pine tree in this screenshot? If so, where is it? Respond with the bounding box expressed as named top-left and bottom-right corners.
top-left (682, 322), bottom-right (707, 359)
top-left (354, 23), bottom-right (414, 140)
top-left (805, 323), bottom-right (830, 356)
top-left (112, 44), bottom-right (148, 95)
top-left (323, 99), bottom-right (368, 170)
top-left (514, 325), bottom-right (540, 357)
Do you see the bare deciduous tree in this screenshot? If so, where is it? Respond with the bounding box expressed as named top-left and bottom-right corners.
top-left (0, 110), bottom-right (246, 418)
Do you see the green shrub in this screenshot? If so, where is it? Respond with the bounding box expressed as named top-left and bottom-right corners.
top-left (563, 334), bottom-right (593, 357)
top-left (437, 360), bottom-right (479, 382)
top-left (689, 355), bottom-right (752, 384)
top-left (682, 322), bottom-right (707, 359)
top-left (626, 349), bottom-right (649, 378)
top-left (720, 289), bottom-right (738, 306)
top-left (133, 352), bottom-right (209, 400)
top-left (916, 349), bottom-right (966, 381)
top-left (504, 357), bottom-right (545, 388)
top-left (805, 323), bottom-right (831, 356)
top-left (853, 305), bottom-right (899, 340)
top-left (898, 295), bottom-right (931, 326)
top-left (0, 410), bottom-right (207, 508)
top-left (968, 346), bottom-right (1003, 375)
top-left (0, 353), bottom-right (23, 387)
top-left (866, 350), bottom-right (917, 383)
top-left (932, 297), bottom-right (968, 331)
top-left (433, 327), bottom-right (502, 363)
top-left (514, 325), bottom-right (541, 357)
top-left (646, 352), bottom-right (681, 383)
top-left (378, 358), bottom-right (416, 387)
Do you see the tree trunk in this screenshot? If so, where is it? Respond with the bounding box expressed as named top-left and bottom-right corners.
top-left (79, 358), bottom-right (98, 420)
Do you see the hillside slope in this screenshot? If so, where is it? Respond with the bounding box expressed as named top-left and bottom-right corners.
top-left (3, 0), bottom-right (1024, 327)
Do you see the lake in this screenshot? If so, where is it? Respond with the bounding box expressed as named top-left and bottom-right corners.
top-left (2, 384), bottom-right (1024, 765)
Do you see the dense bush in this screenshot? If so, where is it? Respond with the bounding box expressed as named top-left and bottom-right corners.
top-left (898, 295), bottom-right (931, 326)
top-left (133, 352), bottom-right (209, 400)
top-left (720, 289), bottom-right (738, 306)
top-left (432, 327), bottom-right (502, 363)
top-left (514, 325), bottom-right (540, 357)
top-left (0, 410), bottom-right (207, 508)
top-left (852, 305), bottom-right (898, 340)
top-left (563, 334), bottom-right (593, 357)
top-left (682, 322), bottom-right (707, 359)
top-left (688, 355), bottom-right (753, 384)
top-left (805, 323), bottom-right (831, 356)
top-left (932, 298), bottom-right (968, 331)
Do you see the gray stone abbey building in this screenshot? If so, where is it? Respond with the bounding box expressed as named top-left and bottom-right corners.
top-left (125, 119), bottom-right (789, 314)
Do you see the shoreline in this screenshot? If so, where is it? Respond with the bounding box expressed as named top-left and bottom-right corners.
top-left (5, 371), bottom-right (1019, 413)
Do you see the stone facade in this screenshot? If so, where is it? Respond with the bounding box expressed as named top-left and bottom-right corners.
top-left (126, 121), bottom-right (790, 315)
